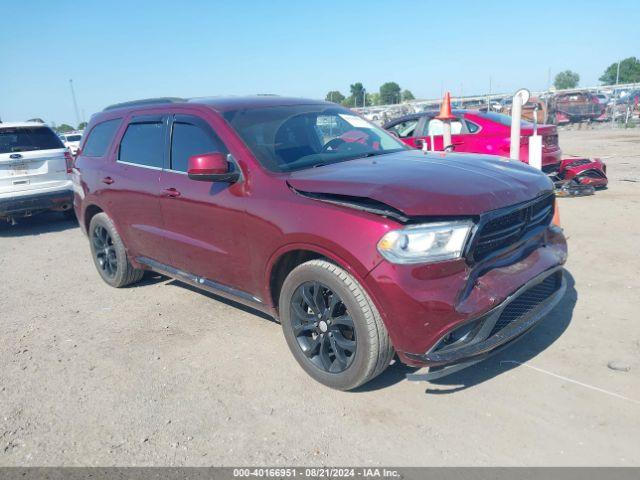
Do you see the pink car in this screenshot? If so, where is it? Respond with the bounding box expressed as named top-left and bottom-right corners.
top-left (384, 110), bottom-right (562, 171)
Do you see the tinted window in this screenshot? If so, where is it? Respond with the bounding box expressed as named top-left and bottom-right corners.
top-left (65, 135), bottom-right (82, 142)
top-left (0, 126), bottom-right (64, 154)
top-left (170, 121), bottom-right (226, 172)
top-left (118, 121), bottom-right (165, 168)
top-left (82, 119), bottom-right (121, 157)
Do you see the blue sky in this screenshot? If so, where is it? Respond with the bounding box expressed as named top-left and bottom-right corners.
top-left (1, 0), bottom-right (639, 126)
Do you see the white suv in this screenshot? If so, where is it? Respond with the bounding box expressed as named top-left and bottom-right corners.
top-left (0, 122), bottom-right (74, 224)
top-left (60, 130), bottom-right (83, 155)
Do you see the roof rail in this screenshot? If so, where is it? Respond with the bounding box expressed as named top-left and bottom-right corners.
top-left (103, 97), bottom-right (186, 111)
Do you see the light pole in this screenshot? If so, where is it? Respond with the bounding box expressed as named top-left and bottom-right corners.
top-left (616, 61), bottom-right (621, 85)
top-left (69, 79), bottom-right (81, 127)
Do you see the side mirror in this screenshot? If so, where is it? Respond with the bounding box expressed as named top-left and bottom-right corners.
top-left (187, 152), bottom-right (240, 182)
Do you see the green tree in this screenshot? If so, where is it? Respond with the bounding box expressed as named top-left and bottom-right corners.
top-left (554, 70), bottom-right (580, 90)
top-left (401, 89), bottom-right (415, 101)
top-left (367, 92), bottom-right (381, 106)
top-left (348, 82), bottom-right (367, 107)
top-left (379, 82), bottom-right (401, 105)
top-left (55, 124), bottom-right (75, 133)
top-left (77, 121), bottom-right (88, 130)
top-left (599, 57), bottom-right (640, 85)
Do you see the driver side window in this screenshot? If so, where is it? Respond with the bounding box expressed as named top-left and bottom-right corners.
top-left (170, 117), bottom-right (227, 172)
top-left (389, 119), bottom-right (418, 138)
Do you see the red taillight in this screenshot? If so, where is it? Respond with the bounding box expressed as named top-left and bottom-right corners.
top-left (64, 150), bottom-right (74, 173)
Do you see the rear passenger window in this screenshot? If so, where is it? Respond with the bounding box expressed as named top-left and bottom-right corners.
top-left (82, 119), bottom-right (121, 157)
top-left (170, 119), bottom-right (226, 172)
top-left (118, 120), bottom-right (165, 168)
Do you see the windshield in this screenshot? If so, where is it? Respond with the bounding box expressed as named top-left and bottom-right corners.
top-left (0, 126), bottom-right (64, 154)
top-left (223, 104), bottom-right (407, 172)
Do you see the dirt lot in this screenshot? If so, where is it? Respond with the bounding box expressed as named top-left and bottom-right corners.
top-left (1, 128), bottom-right (639, 466)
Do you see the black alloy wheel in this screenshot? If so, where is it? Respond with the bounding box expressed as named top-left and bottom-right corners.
top-left (92, 224), bottom-right (118, 279)
top-left (290, 281), bottom-right (357, 373)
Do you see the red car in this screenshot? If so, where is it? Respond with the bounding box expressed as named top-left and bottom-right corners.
top-left (73, 96), bottom-right (567, 390)
top-left (384, 110), bottom-right (562, 171)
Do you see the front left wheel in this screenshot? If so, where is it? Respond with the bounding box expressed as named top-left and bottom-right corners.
top-left (88, 213), bottom-right (144, 288)
top-left (279, 259), bottom-right (394, 391)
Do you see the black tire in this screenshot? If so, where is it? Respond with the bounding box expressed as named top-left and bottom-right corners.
top-left (62, 209), bottom-right (77, 221)
top-left (88, 212), bottom-right (144, 288)
top-left (279, 259), bottom-right (394, 390)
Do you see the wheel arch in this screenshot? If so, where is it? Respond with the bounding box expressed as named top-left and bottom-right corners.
top-left (83, 203), bottom-right (104, 234)
top-left (265, 243), bottom-right (376, 316)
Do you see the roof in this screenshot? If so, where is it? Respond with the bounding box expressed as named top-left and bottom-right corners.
top-left (102, 95), bottom-right (331, 113)
top-left (0, 122), bottom-right (52, 129)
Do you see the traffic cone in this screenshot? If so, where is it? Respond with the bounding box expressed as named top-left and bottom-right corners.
top-left (552, 199), bottom-right (561, 227)
top-left (435, 92), bottom-right (456, 121)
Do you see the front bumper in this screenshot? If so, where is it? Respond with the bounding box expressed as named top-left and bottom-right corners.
top-left (405, 267), bottom-right (565, 380)
top-left (0, 190), bottom-right (74, 217)
top-left (364, 225), bottom-right (568, 371)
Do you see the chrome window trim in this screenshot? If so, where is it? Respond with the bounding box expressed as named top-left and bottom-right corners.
top-left (116, 160), bottom-right (163, 171)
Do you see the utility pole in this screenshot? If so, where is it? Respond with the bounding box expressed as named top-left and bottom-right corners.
top-left (616, 61), bottom-right (621, 85)
top-left (69, 79), bottom-right (81, 127)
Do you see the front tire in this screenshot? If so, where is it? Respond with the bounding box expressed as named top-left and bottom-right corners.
top-left (279, 259), bottom-right (394, 390)
top-left (88, 213), bottom-right (144, 288)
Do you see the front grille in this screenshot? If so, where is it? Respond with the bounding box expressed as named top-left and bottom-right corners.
top-left (471, 194), bottom-right (554, 261)
top-left (489, 272), bottom-right (562, 336)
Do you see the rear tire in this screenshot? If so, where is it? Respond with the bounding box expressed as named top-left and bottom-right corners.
top-left (88, 213), bottom-right (144, 288)
top-left (279, 259), bottom-right (394, 390)
top-left (63, 209), bottom-right (76, 221)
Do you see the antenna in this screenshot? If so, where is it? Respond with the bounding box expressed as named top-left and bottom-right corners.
top-left (69, 79), bottom-right (81, 126)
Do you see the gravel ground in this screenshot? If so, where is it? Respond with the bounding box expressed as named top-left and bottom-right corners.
top-left (1, 128), bottom-right (639, 466)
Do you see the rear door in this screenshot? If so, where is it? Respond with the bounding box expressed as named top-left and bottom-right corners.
top-left (0, 125), bottom-right (69, 196)
top-left (98, 114), bottom-right (170, 263)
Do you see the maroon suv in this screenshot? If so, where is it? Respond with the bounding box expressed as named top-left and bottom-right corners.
top-left (73, 96), bottom-right (568, 390)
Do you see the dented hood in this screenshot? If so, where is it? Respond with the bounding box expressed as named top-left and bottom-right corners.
top-left (287, 150), bottom-right (553, 217)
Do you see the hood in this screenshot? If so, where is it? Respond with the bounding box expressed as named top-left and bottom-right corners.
top-left (286, 150), bottom-right (553, 217)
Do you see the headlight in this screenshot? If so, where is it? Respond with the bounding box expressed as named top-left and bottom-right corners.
top-left (377, 220), bottom-right (474, 264)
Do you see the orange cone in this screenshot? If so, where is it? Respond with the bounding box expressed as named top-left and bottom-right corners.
top-left (552, 199), bottom-right (561, 227)
top-left (435, 92), bottom-right (456, 121)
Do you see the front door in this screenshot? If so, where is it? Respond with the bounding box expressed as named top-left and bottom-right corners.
top-left (158, 114), bottom-right (249, 291)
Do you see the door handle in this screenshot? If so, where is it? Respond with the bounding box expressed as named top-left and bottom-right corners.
top-left (163, 187), bottom-right (181, 198)
top-left (102, 176), bottom-right (114, 185)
